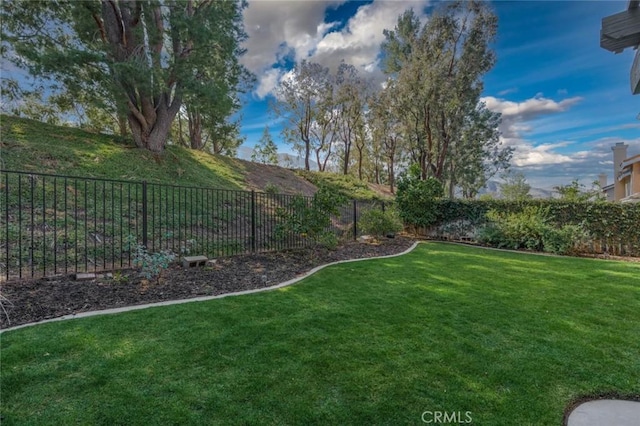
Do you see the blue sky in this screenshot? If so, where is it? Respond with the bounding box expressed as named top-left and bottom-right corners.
top-left (238, 0), bottom-right (640, 190)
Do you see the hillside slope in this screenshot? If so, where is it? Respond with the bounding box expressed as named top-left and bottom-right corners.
top-left (1, 115), bottom-right (389, 200)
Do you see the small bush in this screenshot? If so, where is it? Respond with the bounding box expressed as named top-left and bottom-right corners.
top-left (264, 183), bottom-right (279, 195)
top-left (543, 224), bottom-right (587, 255)
top-left (133, 246), bottom-right (176, 281)
top-left (359, 208), bottom-right (403, 238)
top-left (485, 206), bottom-right (549, 251)
top-left (477, 223), bottom-right (507, 248)
top-left (126, 235), bottom-right (176, 281)
top-left (275, 186), bottom-right (347, 249)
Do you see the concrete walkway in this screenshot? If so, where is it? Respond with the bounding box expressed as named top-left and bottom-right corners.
top-left (1, 242), bottom-right (420, 333)
top-left (567, 400), bottom-right (640, 426)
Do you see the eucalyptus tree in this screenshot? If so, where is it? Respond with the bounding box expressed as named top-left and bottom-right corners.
top-left (369, 81), bottom-right (404, 193)
top-left (454, 102), bottom-right (512, 198)
top-left (272, 60), bottom-right (333, 170)
top-left (334, 62), bottom-right (369, 176)
top-left (381, 1), bottom-right (506, 196)
top-left (309, 95), bottom-right (338, 172)
top-left (1, 0), bottom-right (249, 153)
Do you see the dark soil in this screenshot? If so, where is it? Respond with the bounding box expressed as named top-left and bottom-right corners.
top-left (0, 237), bottom-right (415, 329)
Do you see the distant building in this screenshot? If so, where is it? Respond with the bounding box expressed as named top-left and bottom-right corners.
top-left (600, 142), bottom-right (640, 202)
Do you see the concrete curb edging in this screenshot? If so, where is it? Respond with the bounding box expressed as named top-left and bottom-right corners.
top-left (1, 242), bottom-right (420, 333)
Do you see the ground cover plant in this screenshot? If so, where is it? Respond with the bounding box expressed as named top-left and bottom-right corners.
top-left (2, 242), bottom-right (639, 425)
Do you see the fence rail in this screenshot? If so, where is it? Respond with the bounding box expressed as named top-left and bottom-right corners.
top-left (1, 170), bottom-right (384, 281)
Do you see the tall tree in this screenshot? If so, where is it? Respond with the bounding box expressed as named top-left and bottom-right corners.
top-left (369, 81), bottom-right (404, 193)
top-left (454, 102), bottom-right (512, 198)
top-left (273, 61), bottom-right (330, 170)
top-left (1, 0), bottom-right (250, 153)
top-left (381, 1), bottom-right (506, 195)
top-left (500, 171), bottom-right (531, 201)
top-left (251, 126), bottom-right (279, 165)
top-left (309, 80), bottom-right (338, 172)
top-left (334, 63), bottom-right (368, 176)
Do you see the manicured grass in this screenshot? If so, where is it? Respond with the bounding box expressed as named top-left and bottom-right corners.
top-left (2, 243), bottom-right (639, 425)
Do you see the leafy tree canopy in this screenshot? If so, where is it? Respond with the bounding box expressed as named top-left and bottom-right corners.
top-left (1, 0), bottom-right (251, 153)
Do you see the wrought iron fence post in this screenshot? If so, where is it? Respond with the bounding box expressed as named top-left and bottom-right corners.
top-left (353, 199), bottom-right (357, 241)
top-left (251, 190), bottom-right (256, 252)
top-left (142, 180), bottom-right (148, 248)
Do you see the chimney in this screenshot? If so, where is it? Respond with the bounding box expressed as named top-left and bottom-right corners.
top-left (598, 173), bottom-right (607, 188)
top-left (612, 142), bottom-right (628, 200)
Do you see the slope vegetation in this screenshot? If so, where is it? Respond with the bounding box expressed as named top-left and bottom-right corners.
top-left (0, 115), bottom-right (387, 200)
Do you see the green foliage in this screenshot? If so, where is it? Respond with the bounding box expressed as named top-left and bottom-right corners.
top-left (499, 171), bottom-right (531, 201)
top-left (553, 179), bottom-right (604, 202)
top-left (395, 166), bottom-right (444, 229)
top-left (264, 183), bottom-right (280, 195)
top-left (542, 224), bottom-right (588, 255)
top-left (126, 236), bottom-right (176, 281)
top-left (380, 2), bottom-right (506, 191)
top-left (406, 198), bottom-right (640, 256)
top-left (275, 186), bottom-right (347, 249)
top-left (251, 126), bottom-right (279, 165)
top-left (483, 206), bottom-right (549, 251)
top-left (1, 0), bottom-right (251, 152)
top-left (110, 270), bottom-right (128, 285)
top-left (296, 170), bottom-right (385, 201)
top-left (358, 207), bottom-right (403, 238)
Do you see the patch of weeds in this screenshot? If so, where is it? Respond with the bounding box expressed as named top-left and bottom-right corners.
top-left (111, 270), bottom-right (128, 284)
top-left (264, 183), bottom-right (279, 195)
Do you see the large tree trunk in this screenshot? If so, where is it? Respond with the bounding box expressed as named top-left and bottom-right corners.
top-left (127, 95), bottom-right (181, 153)
top-left (387, 141), bottom-right (396, 194)
top-left (188, 108), bottom-right (203, 150)
top-left (101, 0), bottom-right (183, 153)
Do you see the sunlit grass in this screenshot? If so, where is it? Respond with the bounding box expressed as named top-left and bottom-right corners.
top-left (1, 115), bottom-right (246, 189)
top-left (2, 242), bottom-right (639, 425)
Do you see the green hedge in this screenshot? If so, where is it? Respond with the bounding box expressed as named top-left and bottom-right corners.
top-left (402, 199), bottom-right (640, 256)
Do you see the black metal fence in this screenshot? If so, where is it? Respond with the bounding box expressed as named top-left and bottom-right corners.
top-left (1, 170), bottom-right (385, 281)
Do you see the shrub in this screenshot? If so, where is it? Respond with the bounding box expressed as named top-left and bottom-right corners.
top-left (485, 206), bottom-right (549, 251)
top-left (359, 208), bottom-right (403, 238)
top-left (542, 224), bottom-right (587, 255)
top-left (404, 198), bottom-right (640, 256)
top-left (477, 223), bottom-right (507, 248)
top-left (275, 186), bottom-right (347, 249)
top-left (126, 235), bottom-right (176, 281)
top-left (395, 165), bottom-right (444, 230)
top-left (264, 183), bottom-right (279, 195)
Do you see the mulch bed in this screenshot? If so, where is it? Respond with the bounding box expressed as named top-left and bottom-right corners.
top-left (0, 236), bottom-right (415, 329)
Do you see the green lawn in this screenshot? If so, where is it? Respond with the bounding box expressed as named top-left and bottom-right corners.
top-left (2, 243), bottom-right (639, 425)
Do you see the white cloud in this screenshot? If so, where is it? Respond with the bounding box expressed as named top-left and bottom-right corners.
top-left (255, 68), bottom-right (283, 99)
top-left (310, 1), bottom-right (429, 73)
top-left (486, 94), bottom-right (640, 188)
top-left (242, 0), bottom-right (431, 98)
top-left (482, 94), bottom-right (584, 168)
top-left (483, 95), bottom-right (582, 127)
